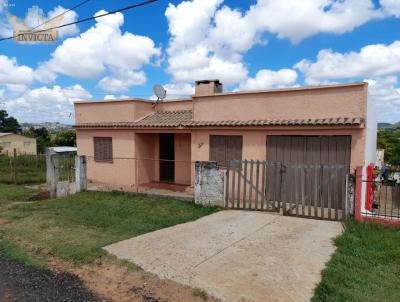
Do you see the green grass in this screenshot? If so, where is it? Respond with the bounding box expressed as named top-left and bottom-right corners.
top-left (313, 220), bottom-right (400, 302)
top-left (0, 190), bottom-right (218, 263)
top-left (0, 184), bottom-right (39, 206)
top-left (0, 155), bottom-right (46, 184)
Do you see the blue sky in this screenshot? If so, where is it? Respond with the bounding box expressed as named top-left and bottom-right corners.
top-left (0, 0), bottom-right (400, 124)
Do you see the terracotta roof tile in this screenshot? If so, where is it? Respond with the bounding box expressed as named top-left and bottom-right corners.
top-left (74, 110), bottom-right (363, 129)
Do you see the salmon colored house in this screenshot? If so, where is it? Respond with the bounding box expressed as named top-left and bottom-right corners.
top-left (74, 80), bottom-right (376, 193)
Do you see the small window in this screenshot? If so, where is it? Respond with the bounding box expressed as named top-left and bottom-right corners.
top-left (210, 135), bottom-right (242, 166)
top-left (24, 141), bottom-right (31, 146)
top-left (0, 142), bottom-right (11, 148)
top-left (94, 137), bottom-right (113, 162)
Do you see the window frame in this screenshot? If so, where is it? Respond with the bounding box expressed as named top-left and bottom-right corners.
top-left (93, 137), bottom-right (113, 163)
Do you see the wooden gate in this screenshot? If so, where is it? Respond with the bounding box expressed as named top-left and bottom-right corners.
top-left (225, 160), bottom-right (347, 221)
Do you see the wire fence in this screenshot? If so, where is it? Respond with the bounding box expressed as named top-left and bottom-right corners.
top-left (0, 153), bottom-right (46, 185)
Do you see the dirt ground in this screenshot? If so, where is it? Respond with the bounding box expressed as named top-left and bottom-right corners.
top-left (70, 260), bottom-right (218, 302)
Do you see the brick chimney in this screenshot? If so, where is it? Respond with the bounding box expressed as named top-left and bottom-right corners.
top-left (194, 79), bottom-right (223, 96)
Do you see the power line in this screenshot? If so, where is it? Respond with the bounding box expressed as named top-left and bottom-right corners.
top-left (30, 0), bottom-right (93, 31)
top-left (0, 0), bottom-right (159, 42)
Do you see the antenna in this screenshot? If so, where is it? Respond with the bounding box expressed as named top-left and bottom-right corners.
top-left (153, 84), bottom-right (167, 104)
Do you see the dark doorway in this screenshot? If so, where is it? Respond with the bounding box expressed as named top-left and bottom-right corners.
top-left (159, 134), bottom-right (175, 182)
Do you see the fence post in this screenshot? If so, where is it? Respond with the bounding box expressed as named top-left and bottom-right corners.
top-left (75, 155), bottom-right (87, 192)
top-left (46, 149), bottom-right (59, 198)
top-left (12, 148), bottom-right (17, 184)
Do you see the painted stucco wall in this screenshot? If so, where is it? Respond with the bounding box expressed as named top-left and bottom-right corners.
top-left (75, 100), bottom-right (154, 124)
top-left (174, 133), bottom-right (191, 185)
top-left (76, 129), bottom-right (136, 188)
top-left (364, 95), bottom-right (377, 166)
top-left (0, 134), bottom-right (37, 155)
top-left (193, 84), bottom-right (367, 121)
top-left (135, 133), bottom-right (159, 185)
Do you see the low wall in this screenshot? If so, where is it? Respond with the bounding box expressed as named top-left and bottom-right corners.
top-left (194, 161), bottom-right (225, 206)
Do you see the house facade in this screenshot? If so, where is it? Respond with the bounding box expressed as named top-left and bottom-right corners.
top-left (0, 133), bottom-right (37, 155)
top-left (74, 80), bottom-right (376, 192)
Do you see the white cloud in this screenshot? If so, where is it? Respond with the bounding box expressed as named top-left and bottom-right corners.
top-left (165, 0), bottom-right (384, 90)
top-left (239, 69), bottom-right (298, 90)
top-left (366, 76), bottom-right (400, 123)
top-left (295, 41), bottom-right (400, 84)
top-left (166, 0), bottom-right (249, 86)
top-left (98, 70), bottom-right (146, 93)
top-left (246, 0), bottom-right (382, 44)
top-left (24, 5), bottom-right (79, 37)
top-left (381, 0), bottom-right (400, 17)
top-left (0, 55), bottom-right (34, 86)
top-left (164, 82), bottom-right (194, 98)
top-left (38, 10), bottom-right (160, 93)
top-left (4, 84), bottom-right (91, 123)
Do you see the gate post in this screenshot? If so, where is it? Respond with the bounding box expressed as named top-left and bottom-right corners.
top-left (46, 149), bottom-right (59, 198)
top-left (75, 155), bottom-right (87, 192)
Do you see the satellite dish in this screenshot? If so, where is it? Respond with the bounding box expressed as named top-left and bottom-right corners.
top-left (153, 84), bottom-right (167, 102)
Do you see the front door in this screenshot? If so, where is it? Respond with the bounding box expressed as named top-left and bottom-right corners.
top-left (159, 134), bottom-right (175, 182)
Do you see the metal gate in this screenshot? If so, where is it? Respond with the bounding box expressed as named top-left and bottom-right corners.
top-left (225, 160), bottom-right (348, 221)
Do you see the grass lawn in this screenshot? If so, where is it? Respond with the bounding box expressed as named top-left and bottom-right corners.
top-left (0, 188), bottom-right (218, 263)
top-left (0, 184), bottom-right (39, 206)
top-left (313, 220), bottom-right (400, 302)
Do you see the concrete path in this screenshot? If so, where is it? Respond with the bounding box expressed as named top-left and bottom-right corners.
top-left (105, 211), bottom-right (342, 302)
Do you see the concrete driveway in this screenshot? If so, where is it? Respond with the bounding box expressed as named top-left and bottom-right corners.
top-left (105, 211), bottom-right (342, 302)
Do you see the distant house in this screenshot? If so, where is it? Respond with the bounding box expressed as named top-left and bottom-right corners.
top-left (74, 80), bottom-right (376, 192)
top-left (0, 133), bottom-right (37, 155)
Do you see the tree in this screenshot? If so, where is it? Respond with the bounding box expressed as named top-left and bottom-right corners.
top-left (377, 129), bottom-right (400, 165)
top-left (0, 110), bottom-right (20, 133)
top-left (23, 127), bottom-right (51, 154)
top-left (52, 129), bottom-right (76, 147)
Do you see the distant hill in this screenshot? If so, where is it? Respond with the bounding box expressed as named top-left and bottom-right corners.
top-left (378, 122), bottom-right (392, 129)
top-left (391, 122), bottom-right (400, 129)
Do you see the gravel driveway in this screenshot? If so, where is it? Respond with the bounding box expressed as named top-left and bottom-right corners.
top-left (105, 210), bottom-right (342, 302)
top-left (0, 254), bottom-right (103, 302)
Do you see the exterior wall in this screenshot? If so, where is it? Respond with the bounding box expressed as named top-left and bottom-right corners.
top-left (191, 128), bottom-right (365, 186)
top-left (364, 95), bottom-right (377, 165)
top-left (0, 134), bottom-right (36, 155)
top-left (75, 100), bottom-right (153, 124)
top-left (175, 133), bottom-right (191, 185)
top-left (76, 129), bottom-right (136, 188)
top-left (193, 84), bottom-right (367, 121)
top-left (155, 100), bottom-right (192, 112)
top-left (135, 133), bottom-right (159, 185)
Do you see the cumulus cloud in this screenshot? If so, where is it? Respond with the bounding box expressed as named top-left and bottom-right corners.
top-left (0, 55), bottom-right (34, 87)
top-left (165, 0), bottom-right (385, 90)
top-left (5, 84), bottom-right (91, 123)
top-left (366, 76), bottom-right (400, 123)
top-left (37, 10), bottom-right (160, 93)
top-left (381, 0), bottom-right (400, 17)
top-left (295, 41), bottom-right (400, 84)
top-left (98, 70), bottom-right (146, 93)
top-left (24, 5), bottom-right (79, 37)
top-left (239, 69), bottom-right (298, 90)
top-left (246, 0), bottom-right (382, 44)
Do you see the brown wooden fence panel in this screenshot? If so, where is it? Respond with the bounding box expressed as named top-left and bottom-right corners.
top-left (225, 160), bottom-right (346, 220)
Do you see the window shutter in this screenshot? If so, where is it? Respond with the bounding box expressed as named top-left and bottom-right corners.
top-left (210, 135), bottom-right (242, 166)
top-left (94, 137), bottom-right (113, 162)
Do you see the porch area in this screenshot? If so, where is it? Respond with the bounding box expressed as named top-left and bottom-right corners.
top-left (135, 132), bottom-right (193, 195)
